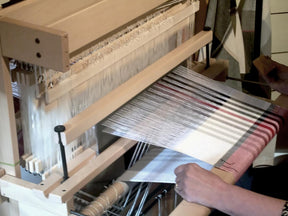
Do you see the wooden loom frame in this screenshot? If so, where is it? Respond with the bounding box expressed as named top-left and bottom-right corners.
top-left (0, 0), bottom-right (235, 215)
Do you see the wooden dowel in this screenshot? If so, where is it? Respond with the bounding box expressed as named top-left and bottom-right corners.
top-left (80, 181), bottom-right (129, 216)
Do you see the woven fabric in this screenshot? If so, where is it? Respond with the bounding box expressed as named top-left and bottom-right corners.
top-left (103, 66), bottom-right (286, 175)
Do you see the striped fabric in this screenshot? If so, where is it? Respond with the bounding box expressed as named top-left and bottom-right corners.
top-left (103, 66), bottom-right (286, 180)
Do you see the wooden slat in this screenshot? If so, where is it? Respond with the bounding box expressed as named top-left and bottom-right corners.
top-left (49, 138), bottom-right (136, 203)
top-left (0, 17), bottom-right (69, 72)
top-left (62, 30), bottom-right (213, 145)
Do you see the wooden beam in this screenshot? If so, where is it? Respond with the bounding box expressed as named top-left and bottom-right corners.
top-left (0, 175), bottom-right (71, 215)
top-left (0, 17), bottom-right (69, 72)
top-left (0, 0), bottom-right (171, 53)
top-left (191, 58), bottom-right (228, 81)
top-left (63, 30), bottom-right (213, 145)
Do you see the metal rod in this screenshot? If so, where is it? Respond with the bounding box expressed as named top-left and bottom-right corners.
top-left (135, 183), bottom-right (152, 216)
top-left (254, 0), bottom-right (263, 60)
top-left (205, 44), bottom-right (210, 69)
top-left (70, 210), bottom-right (87, 216)
top-left (54, 125), bottom-right (69, 182)
top-left (227, 76), bottom-right (269, 86)
top-left (127, 182), bottom-right (145, 216)
top-left (203, 26), bottom-right (211, 69)
top-left (156, 194), bottom-right (162, 216)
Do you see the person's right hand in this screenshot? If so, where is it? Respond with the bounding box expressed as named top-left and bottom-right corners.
top-left (256, 56), bottom-right (288, 95)
top-left (174, 163), bottom-right (228, 208)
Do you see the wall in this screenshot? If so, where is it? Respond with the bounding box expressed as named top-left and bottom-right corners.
top-left (271, 0), bottom-right (288, 65)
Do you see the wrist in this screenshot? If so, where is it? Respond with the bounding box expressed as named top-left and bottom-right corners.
top-left (210, 181), bottom-right (233, 211)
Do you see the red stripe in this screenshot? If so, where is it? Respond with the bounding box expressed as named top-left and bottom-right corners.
top-left (216, 121), bottom-right (271, 180)
top-left (156, 82), bottom-right (276, 138)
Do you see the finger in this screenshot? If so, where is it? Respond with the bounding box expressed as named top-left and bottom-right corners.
top-left (174, 164), bottom-right (186, 174)
top-left (174, 183), bottom-right (183, 193)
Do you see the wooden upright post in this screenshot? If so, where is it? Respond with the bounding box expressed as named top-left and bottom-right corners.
top-left (0, 42), bottom-right (20, 177)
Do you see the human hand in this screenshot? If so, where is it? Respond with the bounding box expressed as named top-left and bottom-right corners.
top-left (174, 163), bottom-right (228, 208)
top-left (254, 56), bottom-right (288, 95)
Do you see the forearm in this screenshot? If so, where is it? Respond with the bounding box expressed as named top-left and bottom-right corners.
top-left (213, 183), bottom-right (286, 216)
top-left (174, 163), bottom-right (287, 216)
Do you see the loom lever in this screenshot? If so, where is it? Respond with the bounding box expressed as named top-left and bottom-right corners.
top-left (54, 125), bottom-right (69, 182)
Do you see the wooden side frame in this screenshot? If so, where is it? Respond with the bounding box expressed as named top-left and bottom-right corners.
top-left (0, 47), bottom-right (20, 177)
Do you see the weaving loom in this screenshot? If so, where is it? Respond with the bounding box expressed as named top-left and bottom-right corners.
top-left (0, 0), bottom-right (287, 216)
